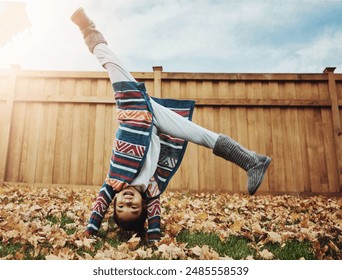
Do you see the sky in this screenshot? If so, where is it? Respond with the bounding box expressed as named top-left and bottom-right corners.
top-left (1, 0), bottom-right (342, 73)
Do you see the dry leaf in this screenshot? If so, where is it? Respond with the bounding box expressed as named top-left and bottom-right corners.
top-left (259, 249), bottom-right (274, 260)
top-left (328, 241), bottom-right (339, 252)
top-left (45, 254), bottom-right (63, 260)
top-left (196, 212), bottom-right (208, 220)
top-left (190, 245), bottom-right (202, 257)
top-left (0, 183), bottom-right (341, 260)
top-left (231, 220), bottom-right (242, 232)
top-left (267, 232), bottom-right (282, 243)
top-left (127, 235), bottom-right (141, 250)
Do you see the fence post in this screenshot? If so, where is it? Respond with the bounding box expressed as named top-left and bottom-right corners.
top-left (0, 65), bottom-right (19, 185)
top-left (153, 66), bottom-right (163, 98)
top-left (324, 67), bottom-right (342, 192)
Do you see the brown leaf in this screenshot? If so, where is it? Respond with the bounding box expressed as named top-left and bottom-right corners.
top-left (328, 241), bottom-right (339, 252)
top-left (127, 235), bottom-right (141, 250)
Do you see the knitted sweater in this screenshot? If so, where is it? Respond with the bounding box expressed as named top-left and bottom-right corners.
top-left (86, 81), bottom-right (195, 241)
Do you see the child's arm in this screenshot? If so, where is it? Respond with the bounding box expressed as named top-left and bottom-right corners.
top-left (85, 183), bottom-right (116, 235)
top-left (146, 196), bottom-right (161, 241)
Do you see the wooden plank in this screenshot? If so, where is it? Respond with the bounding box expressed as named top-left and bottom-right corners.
top-left (14, 94), bottom-right (115, 104)
top-left (269, 82), bottom-right (286, 192)
top-left (34, 101), bottom-right (49, 183)
top-left (53, 79), bottom-right (75, 184)
top-left (286, 82), bottom-right (305, 192)
top-left (69, 79), bottom-right (90, 185)
top-left (282, 83), bottom-right (295, 191)
top-left (321, 109), bottom-right (339, 192)
top-left (92, 104), bottom-right (106, 185)
top-left (261, 82), bottom-right (273, 192)
top-left (324, 69), bottom-right (342, 192)
top-left (85, 79), bottom-right (99, 185)
top-left (27, 78), bottom-right (45, 183)
top-left (16, 70), bottom-right (153, 80)
top-left (153, 66), bottom-right (163, 98)
top-left (315, 109), bottom-right (330, 192)
top-left (12, 94), bottom-right (332, 107)
top-left (0, 67), bottom-right (17, 184)
top-left (14, 69), bottom-right (342, 82)
top-left (35, 78), bottom-right (59, 183)
top-left (305, 108), bottom-right (321, 192)
top-left (161, 72), bottom-right (328, 82)
top-left (5, 96), bottom-right (27, 182)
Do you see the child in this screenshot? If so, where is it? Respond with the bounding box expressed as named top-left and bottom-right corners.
top-left (71, 8), bottom-right (271, 242)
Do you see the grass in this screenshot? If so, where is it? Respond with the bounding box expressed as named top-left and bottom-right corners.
top-left (0, 241), bottom-right (45, 260)
top-left (176, 230), bottom-right (317, 260)
top-left (0, 229), bottom-right (321, 260)
top-left (262, 240), bottom-right (315, 260)
top-left (46, 214), bottom-right (77, 235)
top-left (177, 230), bottom-right (254, 259)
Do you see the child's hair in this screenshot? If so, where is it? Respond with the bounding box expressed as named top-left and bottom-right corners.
top-left (113, 196), bottom-right (147, 235)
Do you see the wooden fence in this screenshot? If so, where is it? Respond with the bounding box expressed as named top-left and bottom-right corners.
top-left (0, 66), bottom-right (341, 194)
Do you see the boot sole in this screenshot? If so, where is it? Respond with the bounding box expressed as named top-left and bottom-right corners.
top-left (249, 157), bottom-right (272, 195)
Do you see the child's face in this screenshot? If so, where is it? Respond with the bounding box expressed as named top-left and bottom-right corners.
top-left (115, 186), bottom-right (143, 221)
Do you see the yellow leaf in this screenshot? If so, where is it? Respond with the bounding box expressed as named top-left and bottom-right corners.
top-left (290, 213), bottom-right (301, 221)
top-left (231, 220), bottom-right (242, 232)
top-left (169, 224), bottom-right (182, 236)
top-left (196, 212), bottom-right (208, 220)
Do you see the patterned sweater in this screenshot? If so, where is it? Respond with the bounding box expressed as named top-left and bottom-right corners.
top-left (86, 81), bottom-right (195, 241)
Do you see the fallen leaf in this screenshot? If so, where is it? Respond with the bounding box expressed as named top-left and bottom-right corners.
top-left (259, 249), bottom-right (274, 260)
top-left (45, 254), bottom-right (63, 260)
top-left (267, 232), bottom-right (282, 243)
top-left (195, 212), bottom-right (208, 220)
top-left (231, 220), bottom-right (242, 232)
top-left (127, 235), bottom-right (140, 250)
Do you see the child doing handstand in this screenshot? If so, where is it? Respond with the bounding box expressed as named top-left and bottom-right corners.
top-left (71, 8), bottom-right (272, 242)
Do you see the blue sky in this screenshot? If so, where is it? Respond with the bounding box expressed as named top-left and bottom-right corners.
top-left (1, 0), bottom-right (342, 73)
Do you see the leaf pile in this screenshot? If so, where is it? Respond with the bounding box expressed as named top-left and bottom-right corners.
top-left (0, 183), bottom-right (341, 260)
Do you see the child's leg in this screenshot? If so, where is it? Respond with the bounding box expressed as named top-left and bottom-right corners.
top-left (151, 99), bottom-right (219, 149)
top-left (150, 99), bottom-right (271, 195)
top-left (71, 8), bottom-right (159, 188)
top-left (93, 43), bottom-right (137, 83)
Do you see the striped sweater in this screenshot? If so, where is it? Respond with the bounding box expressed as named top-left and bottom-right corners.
top-left (86, 81), bottom-right (195, 241)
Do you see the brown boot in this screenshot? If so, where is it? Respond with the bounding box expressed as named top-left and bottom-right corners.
top-left (71, 7), bottom-right (107, 53)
